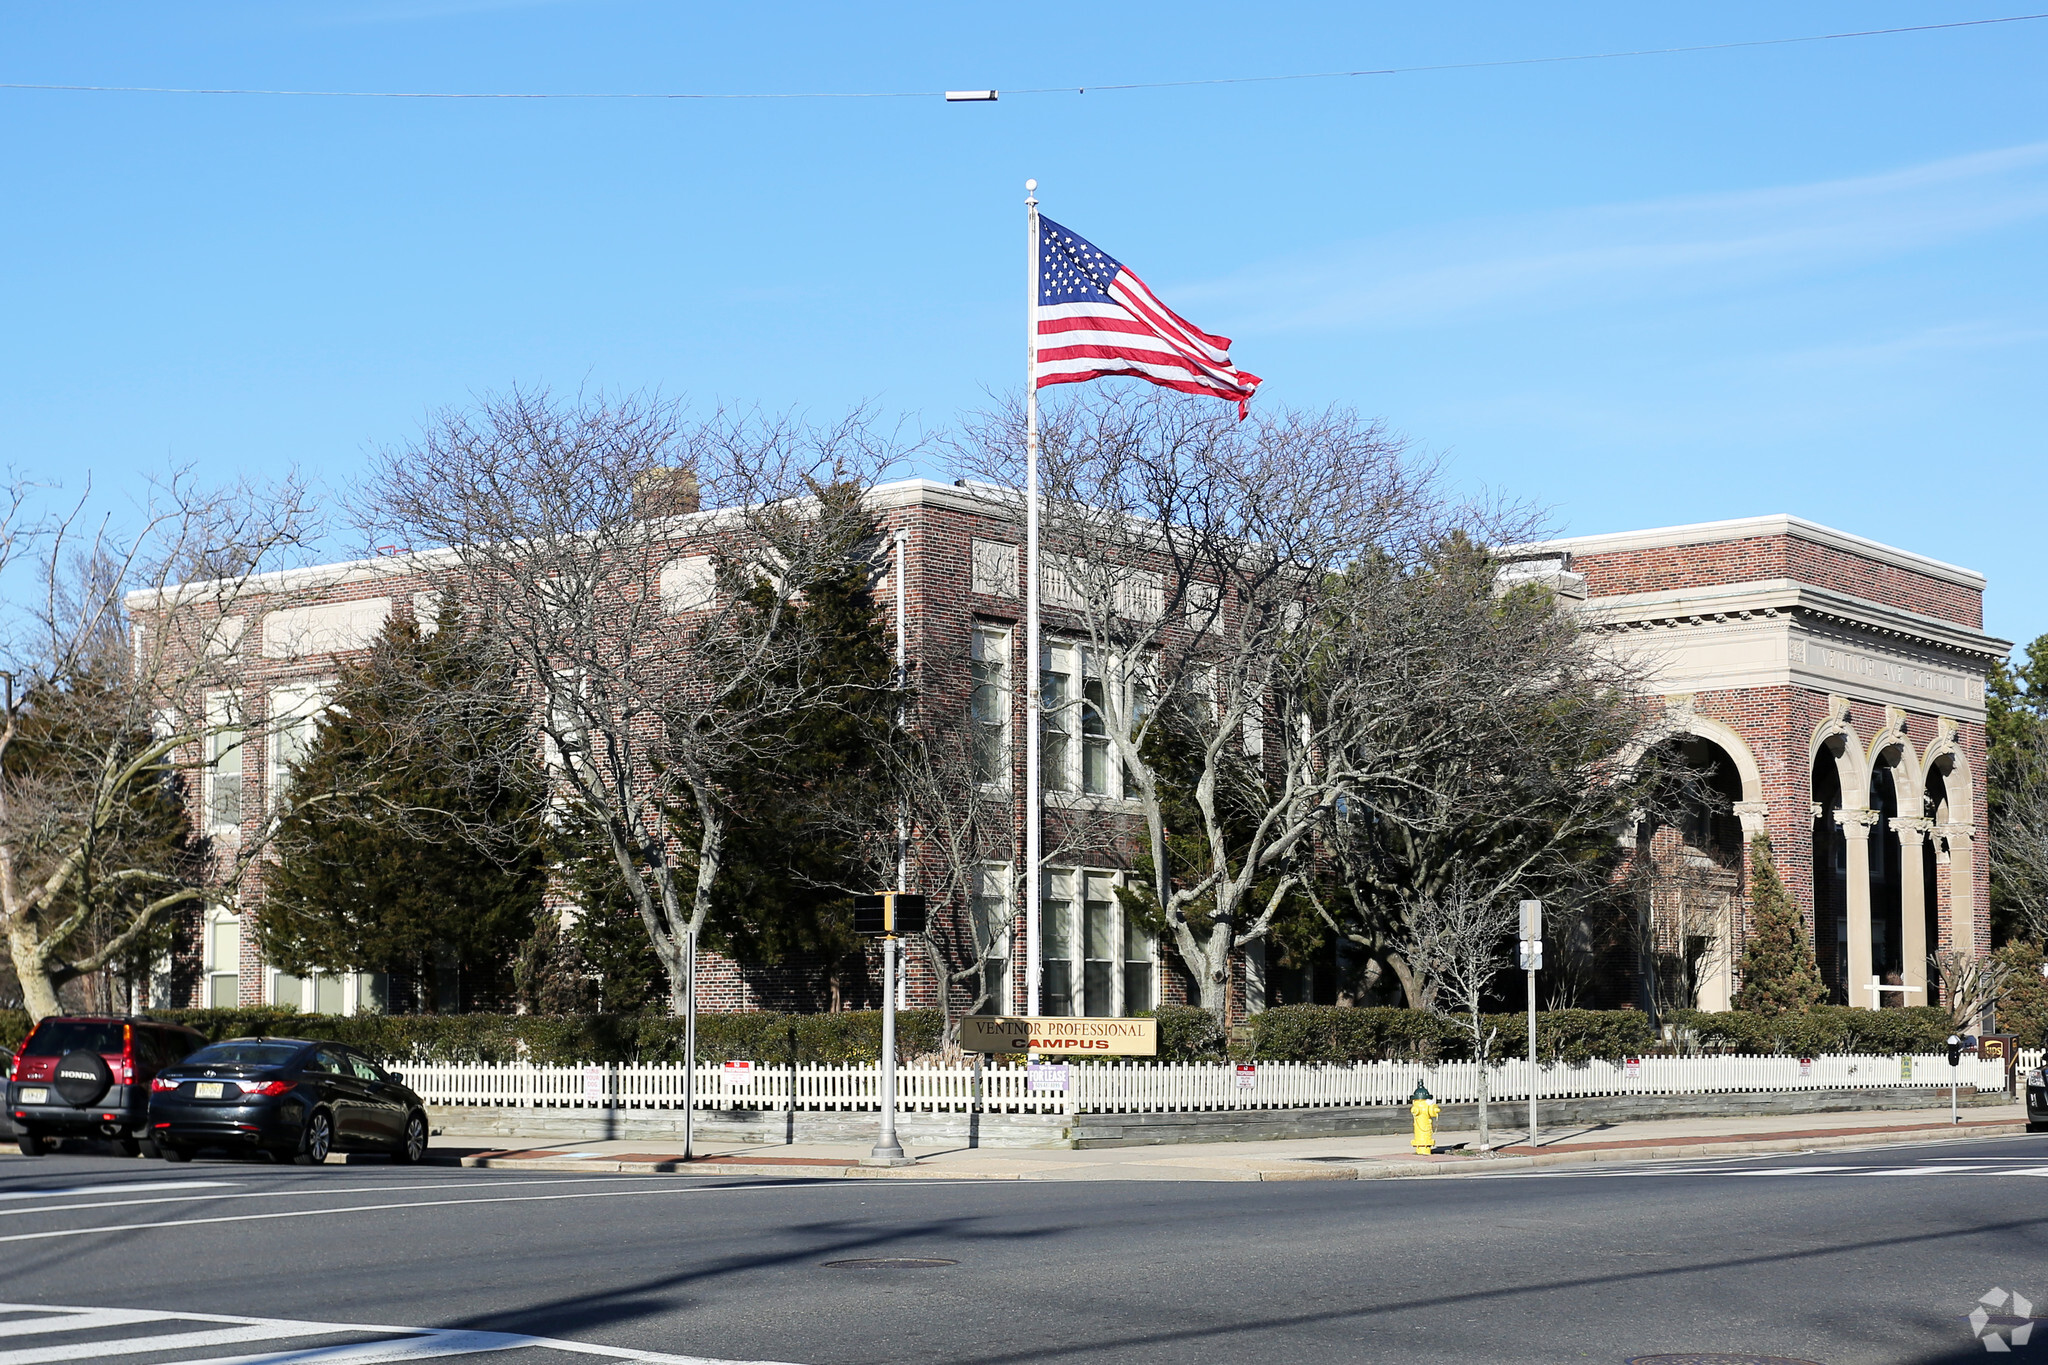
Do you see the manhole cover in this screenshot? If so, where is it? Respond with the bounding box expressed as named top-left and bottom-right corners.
top-left (821, 1257), bottom-right (958, 1269)
top-left (1625, 1357), bottom-right (1823, 1365)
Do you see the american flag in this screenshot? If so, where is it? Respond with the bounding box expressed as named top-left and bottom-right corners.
top-left (1035, 216), bottom-right (1262, 416)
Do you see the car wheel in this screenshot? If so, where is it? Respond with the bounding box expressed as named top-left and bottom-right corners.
top-left (294, 1109), bottom-right (335, 1166)
top-left (138, 1138), bottom-right (160, 1160)
top-left (391, 1111), bottom-right (429, 1165)
top-left (159, 1142), bottom-right (192, 1163)
top-left (16, 1132), bottom-right (47, 1157)
top-left (110, 1135), bottom-right (141, 1158)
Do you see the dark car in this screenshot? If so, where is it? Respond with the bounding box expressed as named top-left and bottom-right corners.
top-left (0, 1048), bottom-right (14, 1141)
top-left (8, 1016), bottom-right (207, 1156)
top-left (2028, 1064), bottom-right (2045, 1133)
top-left (148, 1037), bottom-right (429, 1165)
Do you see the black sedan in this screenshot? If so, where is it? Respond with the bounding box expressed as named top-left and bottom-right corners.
top-left (147, 1037), bottom-right (429, 1165)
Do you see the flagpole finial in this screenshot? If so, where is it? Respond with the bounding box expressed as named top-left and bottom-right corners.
top-left (1025, 178), bottom-right (1037, 203)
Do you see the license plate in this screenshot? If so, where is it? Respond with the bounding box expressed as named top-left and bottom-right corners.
top-left (19, 1088), bottom-right (46, 1104)
top-left (194, 1082), bottom-right (224, 1099)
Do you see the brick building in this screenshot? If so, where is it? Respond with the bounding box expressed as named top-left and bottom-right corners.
top-left (131, 497), bottom-right (2004, 1021)
top-left (1517, 514), bottom-right (2005, 1011)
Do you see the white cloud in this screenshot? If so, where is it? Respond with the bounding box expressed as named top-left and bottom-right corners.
top-left (1181, 142), bottom-right (2048, 334)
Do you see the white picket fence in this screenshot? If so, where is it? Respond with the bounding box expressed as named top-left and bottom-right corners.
top-left (399, 1051), bottom-right (2016, 1118)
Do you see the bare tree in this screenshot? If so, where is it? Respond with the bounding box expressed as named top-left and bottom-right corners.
top-left (957, 389), bottom-right (1502, 1020)
top-left (866, 712), bottom-right (1110, 1047)
top-left (357, 388), bottom-right (899, 1012)
top-left (1992, 743), bottom-right (2048, 946)
top-left (1410, 869), bottom-right (1519, 1150)
top-left (1, 470), bottom-right (321, 1018)
top-left (1931, 947), bottom-right (2014, 1034)
top-left (1308, 542), bottom-right (1666, 1009)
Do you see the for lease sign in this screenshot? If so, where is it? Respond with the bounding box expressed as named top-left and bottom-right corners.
top-left (959, 1017), bottom-right (1158, 1056)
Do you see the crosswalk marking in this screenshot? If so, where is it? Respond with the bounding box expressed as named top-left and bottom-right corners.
top-left (0, 1303), bottom-right (805, 1365)
top-left (0, 1181), bottom-right (236, 1204)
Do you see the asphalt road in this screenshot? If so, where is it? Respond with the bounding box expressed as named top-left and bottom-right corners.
top-left (1, 1132), bottom-right (2045, 1365)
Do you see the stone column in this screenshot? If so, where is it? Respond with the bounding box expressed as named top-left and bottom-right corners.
top-left (1720, 801), bottom-right (1771, 1010)
top-left (1892, 817), bottom-right (1932, 1005)
top-left (1942, 824), bottom-right (1977, 957)
top-left (1836, 809), bottom-right (1880, 1008)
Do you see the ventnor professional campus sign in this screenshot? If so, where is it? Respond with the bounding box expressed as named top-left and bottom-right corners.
top-left (959, 1017), bottom-right (1158, 1056)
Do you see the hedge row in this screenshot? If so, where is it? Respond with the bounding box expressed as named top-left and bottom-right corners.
top-left (0, 1002), bottom-right (2010, 1067)
top-left (1242, 1006), bottom-right (1658, 1064)
top-left (1666, 1006), bottom-right (1963, 1056)
top-left (0, 1008), bottom-right (945, 1066)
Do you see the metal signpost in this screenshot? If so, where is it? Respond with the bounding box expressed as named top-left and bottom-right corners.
top-left (1947, 1033), bottom-right (1963, 1125)
top-left (855, 893), bottom-right (926, 1166)
top-left (1519, 899), bottom-right (1543, 1149)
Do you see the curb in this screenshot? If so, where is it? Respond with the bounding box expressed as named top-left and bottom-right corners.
top-left (453, 1119), bottom-right (2037, 1181)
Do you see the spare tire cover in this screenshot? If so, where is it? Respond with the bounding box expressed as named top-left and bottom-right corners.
top-left (53, 1049), bottom-right (112, 1107)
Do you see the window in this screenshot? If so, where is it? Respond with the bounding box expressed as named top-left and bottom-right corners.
top-left (1042, 873), bottom-right (1076, 1017)
top-left (267, 682), bottom-right (332, 812)
top-left (1083, 873), bottom-right (1116, 1016)
top-left (1041, 653), bottom-right (1073, 794)
top-left (1040, 868), bottom-right (1155, 1017)
top-left (969, 864), bottom-right (1011, 1014)
top-left (1041, 642), bottom-right (1136, 799)
top-left (206, 914), bottom-right (242, 1007)
top-left (1081, 670), bottom-right (1112, 796)
top-left (970, 627), bottom-right (1010, 787)
top-left (204, 692), bottom-right (244, 830)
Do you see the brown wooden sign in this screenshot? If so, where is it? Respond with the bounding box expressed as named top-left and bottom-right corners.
top-left (959, 1016), bottom-right (1158, 1056)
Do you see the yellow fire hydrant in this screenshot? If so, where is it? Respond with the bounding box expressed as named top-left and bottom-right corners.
top-left (1409, 1082), bottom-right (1440, 1155)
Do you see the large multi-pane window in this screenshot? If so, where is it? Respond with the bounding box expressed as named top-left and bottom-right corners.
top-left (203, 692), bottom-right (243, 832)
top-left (1040, 868), bottom-right (1156, 1017)
top-left (969, 863), bottom-right (1010, 1014)
top-left (1042, 642), bottom-right (1132, 799)
top-left (970, 627), bottom-right (1010, 787)
top-left (267, 682), bottom-right (332, 812)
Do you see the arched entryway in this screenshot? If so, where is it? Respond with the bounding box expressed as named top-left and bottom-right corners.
top-left (1632, 716), bottom-right (1766, 1014)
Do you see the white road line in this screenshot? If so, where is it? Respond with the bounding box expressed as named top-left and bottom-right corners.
top-left (1855, 1165), bottom-right (1979, 1176)
top-left (0, 1310), bottom-right (176, 1338)
top-left (0, 1304), bottom-right (804, 1365)
top-left (0, 1321), bottom-right (352, 1363)
top-left (0, 1181), bottom-right (237, 1203)
top-left (0, 1181), bottom-right (846, 1245)
top-left (0, 1174), bottom-right (678, 1220)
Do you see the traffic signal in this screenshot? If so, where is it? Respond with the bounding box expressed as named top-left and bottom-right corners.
top-left (852, 893), bottom-right (927, 937)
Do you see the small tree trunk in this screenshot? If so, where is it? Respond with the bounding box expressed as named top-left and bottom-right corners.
top-left (1473, 1009), bottom-right (1491, 1150)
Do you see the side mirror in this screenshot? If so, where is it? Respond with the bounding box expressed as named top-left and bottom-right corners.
top-left (386, 1071), bottom-right (404, 1085)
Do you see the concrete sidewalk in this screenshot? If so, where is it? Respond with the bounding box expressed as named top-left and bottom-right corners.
top-left (440, 1101), bottom-right (2038, 1181)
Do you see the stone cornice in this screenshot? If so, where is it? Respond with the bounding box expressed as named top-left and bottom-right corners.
top-left (1580, 578), bottom-right (2010, 663)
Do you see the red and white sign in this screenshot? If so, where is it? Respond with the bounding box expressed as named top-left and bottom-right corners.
top-left (1235, 1063), bottom-right (1257, 1090)
top-left (583, 1066), bottom-right (604, 1101)
top-left (1623, 1057), bottom-right (1642, 1079)
top-left (1799, 1057), bottom-right (1814, 1078)
top-left (722, 1060), bottom-right (755, 1080)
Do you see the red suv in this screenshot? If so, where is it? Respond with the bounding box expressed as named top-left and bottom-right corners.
top-left (9, 1016), bottom-right (208, 1157)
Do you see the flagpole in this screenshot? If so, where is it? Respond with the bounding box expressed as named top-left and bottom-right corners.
top-left (1023, 177), bottom-right (1043, 1021)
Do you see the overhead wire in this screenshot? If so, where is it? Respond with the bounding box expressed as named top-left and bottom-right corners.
top-left (0, 12), bottom-right (2042, 102)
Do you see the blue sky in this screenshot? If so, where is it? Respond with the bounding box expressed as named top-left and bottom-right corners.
top-left (2, 3), bottom-right (2043, 650)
